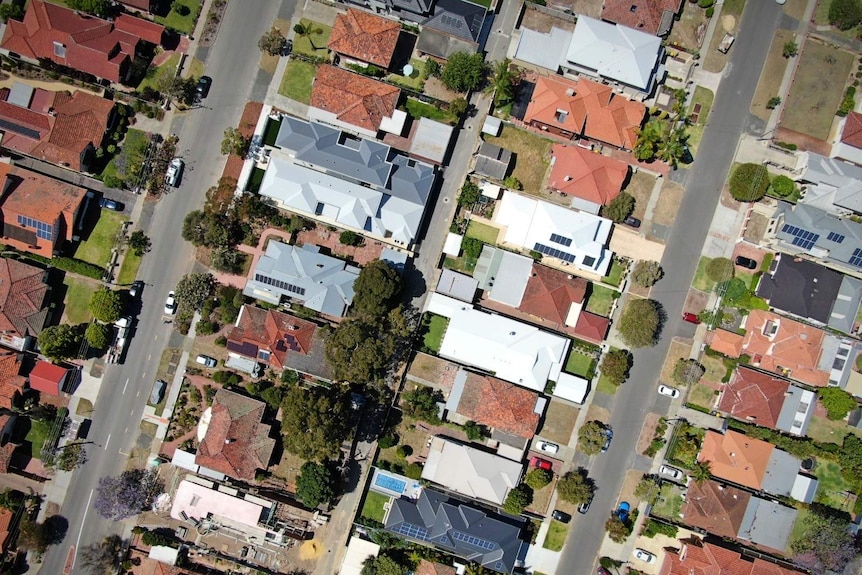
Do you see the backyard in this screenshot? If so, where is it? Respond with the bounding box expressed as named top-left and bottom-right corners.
top-left (405, 99), bottom-right (458, 125)
top-left (585, 284), bottom-right (617, 317)
top-left (806, 414), bottom-right (862, 445)
top-left (443, 253), bottom-right (478, 274)
top-left (542, 520), bottom-right (569, 552)
top-left (62, 276), bottom-right (97, 324)
top-left (293, 20), bottom-right (332, 58)
top-left (780, 39), bottom-right (854, 141)
top-left (465, 220), bottom-right (499, 244)
top-left (751, 30), bottom-right (794, 122)
top-left (387, 58), bottom-right (427, 91)
top-left (813, 460), bottom-right (856, 512)
top-left (278, 59), bottom-right (316, 104)
top-left (483, 126), bottom-right (553, 193)
top-left (75, 211), bottom-right (126, 268)
top-left (154, 0), bottom-right (201, 35)
top-left (686, 86), bottom-right (714, 155)
top-left (360, 491), bottom-right (389, 524)
top-left (422, 314), bottom-right (449, 354)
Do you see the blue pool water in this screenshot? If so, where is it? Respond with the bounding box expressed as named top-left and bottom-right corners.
top-left (375, 473), bottom-right (406, 493)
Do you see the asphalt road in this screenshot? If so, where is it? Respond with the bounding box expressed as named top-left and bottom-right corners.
top-left (557, 1), bottom-right (784, 572)
top-left (40, 3), bottom-right (290, 573)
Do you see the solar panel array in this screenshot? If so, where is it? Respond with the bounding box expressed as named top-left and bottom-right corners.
top-left (392, 523), bottom-right (429, 541)
top-left (254, 273), bottom-right (306, 296)
top-left (781, 224), bottom-right (819, 251)
top-left (534, 243), bottom-right (576, 263)
top-left (451, 530), bottom-right (496, 550)
top-left (827, 231), bottom-right (846, 244)
top-left (17, 215), bottom-right (53, 241)
top-left (549, 233), bottom-right (572, 247)
top-left (850, 248), bottom-right (862, 268)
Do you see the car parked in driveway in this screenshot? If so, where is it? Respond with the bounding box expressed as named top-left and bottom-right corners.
top-left (658, 384), bottom-right (680, 398)
top-left (551, 509), bottom-right (571, 523)
top-left (682, 312), bottom-right (701, 324)
top-left (623, 215), bottom-right (641, 228)
top-left (164, 291), bottom-right (177, 315)
top-left (530, 456), bottom-right (552, 471)
top-left (195, 355), bottom-right (217, 368)
top-left (735, 255), bottom-right (757, 269)
top-left (634, 549), bottom-right (656, 563)
top-left (99, 197), bottom-right (123, 211)
top-left (660, 464), bottom-right (685, 481)
top-left (536, 440), bottom-right (559, 454)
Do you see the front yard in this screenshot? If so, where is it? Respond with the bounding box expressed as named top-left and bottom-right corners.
top-left (585, 284), bottom-right (617, 317)
top-left (405, 99), bottom-right (458, 125)
top-left (686, 86), bottom-right (714, 155)
top-left (100, 128), bottom-right (149, 188)
top-left (542, 520), bottom-right (569, 551)
top-left (564, 350), bottom-right (595, 378)
top-left (62, 276), bottom-right (98, 324)
top-left (136, 53), bottom-right (180, 93)
top-left (465, 220), bottom-right (500, 244)
top-left (482, 125), bottom-right (553, 193)
top-left (278, 59), bottom-right (317, 104)
top-left (387, 58), bottom-right (427, 91)
top-left (74, 211), bottom-right (126, 267)
top-left (650, 483), bottom-right (685, 520)
top-left (687, 383), bottom-right (717, 411)
top-left (154, 0), bottom-right (201, 35)
top-left (25, 418), bottom-right (51, 458)
top-left (603, 258), bottom-right (626, 288)
top-left (692, 256), bottom-right (718, 292)
top-left (116, 250), bottom-right (142, 286)
top-left (622, 170), bottom-right (656, 221)
top-left (293, 20), bottom-right (332, 58)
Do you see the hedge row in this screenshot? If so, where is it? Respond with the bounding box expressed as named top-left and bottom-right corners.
top-left (2, 248), bottom-right (104, 280)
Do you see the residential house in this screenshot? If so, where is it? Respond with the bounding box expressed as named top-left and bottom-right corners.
top-left (707, 328), bottom-right (744, 358)
top-left (1, 0), bottom-right (164, 83)
top-left (474, 246), bottom-right (534, 307)
top-left (385, 488), bottom-right (526, 574)
top-left (417, 0), bottom-right (488, 59)
top-left (28, 360), bottom-right (71, 397)
top-left (415, 560), bottom-right (457, 575)
top-left (116, 0), bottom-right (160, 13)
top-left (409, 118), bottom-right (456, 165)
top-left (0, 350), bottom-right (25, 410)
top-left (171, 477), bottom-right (294, 546)
top-left (547, 144), bottom-right (630, 213)
top-left (0, 258), bottom-right (50, 350)
top-left (716, 366), bottom-right (815, 436)
top-left (561, 16), bottom-right (665, 97)
top-left (194, 389), bottom-right (276, 481)
top-left (601, 0), bottom-right (683, 37)
top-left (424, 292), bottom-right (570, 393)
top-left (243, 241), bottom-right (359, 317)
top-left (834, 113), bottom-right (862, 168)
top-left (343, 0), bottom-right (433, 21)
top-left (309, 65), bottom-right (402, 138)
top-left (493, 191), bottom-right (615, 275)
top-left (0, 414), bottom-right (17, 474)
top-left (328, 9), bottom-right (401, 69)
top-left (799, 153), bottom-right (862, 216)
top-left (474, 142), bottom-right (512, 181)
top-left (421, 436), bottom-right (523, 505)
top-left (524, 76), bottom-right (646, 150)
top-left (0, 508), bottom-right (13, 561)
top-left (659, 537), bottom-right (806, 575)
top-left (737, 496), bottom-right (798, 551)
top-left (513, 26), bottom-right (573, 75)
top-left (679, 479), bottom-right (751, 539)
top-left (444, 368), bottom-right (544, 446)
top-left (226, 304), bottom-right (333, 382)
top-left (0, 85), bottom-right (117, 171)
top-left (0, 164), bottom-right (90, 258)
top-left (340, 537), bottom-right (381, 575)
top-left (698, 430), bottom-right (817, 502)
top-left (574, 312), bottom-right (610, 343)
top-left (436, 269), bottom-right (478, 302)
top-left (127, 548), bottom-right (190, 575)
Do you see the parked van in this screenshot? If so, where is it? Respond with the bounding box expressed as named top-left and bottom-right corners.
top-left (165, 158), bottom-right (184, 187)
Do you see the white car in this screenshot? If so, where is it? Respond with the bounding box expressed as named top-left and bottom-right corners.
top-left (164, 291), bottom-right (177, 315)
top-left (660, 464), bottom-right (685, 481)
top-left (658, 384), bottom-right (680, 398)
top-left (165, 158), bottom-right (184, 187)
top-left (195, 354), bottom-right (217, 368)
top-left (536, 440), bottom-right (559, 454)
top-left (633, 549), bottom-right (656, 564)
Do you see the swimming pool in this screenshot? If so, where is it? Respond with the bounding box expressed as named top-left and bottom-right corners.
top-left (374, 473), bottom-right (406, 494)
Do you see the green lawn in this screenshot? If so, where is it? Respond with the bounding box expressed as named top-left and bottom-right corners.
top-left (361, 491), bottom-right (389, 523)
top-left (25, 418), bottom-right (51, 459)
top-left (186, 57), bottom-right (205, 80)
top-left (688, 383), bottom-right (717, 411)
top-left (278, 59), bottom-right (317, 104)
top-left (293, 20), bottom-right (332, 57)
top-left (483, 125), bottom-right (553, 193)
top-left (788, 507), bottom-right (811, 551)
top-left (806, 414), bottom-right (861, 445)
top-left (542, 520), bottom-right (569, 551)
top-left (405, 98), bottom-right (458, 125)
top-left (692, 256), bottom-right (717, 292)
top-left (387, 58), bottom-right (427, 91)
top-left (465, 220), bottom-right (499, 244)
top-left (137, 53), bottom-right (180, 93)
top-left (686, 86), bottom-right (714, 156)
top-left (443, 255), bottom-right (477, 274)
top-left (247, 167), bottom-right (266, 193)
top-left (100, 128), bottom-right (149, 185)
top-left (565, 351), bottom-right (594, 378)
top-left (651, 483), bottom-right (684, 520)
top-left (75, 211), bottom-right (126, 267)
top-left (585, 284), bottom-right (617, 317)
top-left (62, 276), bottom-right (97, 324)
top-left (154, 0), bottom-right (202, 35)
top-left (813, 460), bottom-right (856, 511)
top-left (603, 258), bottom-right (626, 288)
top-left (596, 373), bottom-right (618, 395)
top-left (116, 250), bottom-right (142, 287)
top-left (423, 314), bottom-right (449, 353)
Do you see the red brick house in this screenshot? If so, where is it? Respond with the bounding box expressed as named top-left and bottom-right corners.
top-left (601, 0), bottom-right (683, 36)
top-left (660, 537), bottom-right (805, 575)
top-left (547, 144), bottom-right (630, 214)
top-left (450, 370), bottom-right (542, 439)
top-left (0, 257), bottom-right (50, 350)
top-left (309, 65), bottom-right (401, 138)
top-left (328, 9), bottom-right (401, 69)
top-left (0, 350), bottom-right (26, 410)
top-left (1, 0), bottom-right (165, 83)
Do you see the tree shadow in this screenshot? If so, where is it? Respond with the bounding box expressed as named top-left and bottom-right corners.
top-left (42, 514), bottom-right (69, 546)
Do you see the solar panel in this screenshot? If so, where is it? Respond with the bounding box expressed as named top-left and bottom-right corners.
top-left (451, 530), bottom-right (496, 550)
top-left (781, 224), bottom-right (819, 250)
top-left (392, 523), bottom-right (429, 541)
top-left (828, 231), bottom-right (846, 243)
top-left (0, 118), bottom-right (41, 140)
top-left (850, 248), bottom-right (862, 268)
top-left (791, 236), bottom-right (816, 250)
top-left (549, 233), bottom-right (572, 247)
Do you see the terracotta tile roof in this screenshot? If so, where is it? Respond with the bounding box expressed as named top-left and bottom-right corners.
top-left (660, 539), bottom-right (804, 575)
top-left (227, 305), bottom-right (317, 369)
top-left (328, 9), bottom-right (400, 68)
top-left (741, 309), bottom-right (830, 387)
top-left (311, 65), bottom-right (400, 134)
top-left (601, 0), bottom-right (683, 36)
top-left (28, 360), bottom-right (67, 396)
top-left (708, 329), bottom-right (744, 358)
top-left (196, 388), bottom-right (276, 481)
top-left (117, 0), bottom-right (152, 11)
top-left (547, 144), bottom-right (629, 204)
top-left (0, 442), bottom-right (14, 473)
top-left (0, 257), bottom-right (49, 339)
top-left (717, 367), bottom-right (789, 430)
top-left (841, 111), bottom-right (862, 149)
top-left (518, 263), bottom-right (587, 324)
top-left (127, 549), bottom-right (191, 575)
top-left (415, 560), bottom-right (457, 575)
top-left (455, 370), bottom-right (540, 438)
top-left (114, 14), bottom-right (164, 45)
top-left (680, 480), bottom-right (751, 538)
top-left (0, 90), bottom-right (114, 170)
top-left (0, 0), bottom-right (161, 82)
top-left (698, 430), bottom-right (773, 490)
top-left (0, 508), bottom-right (12, 551)
top-left (0, 350), bottom-right (24, 410)
top-left (574, 311), bottom-right (610, 343)
top-left (524, 75), bottom-right (646, 149)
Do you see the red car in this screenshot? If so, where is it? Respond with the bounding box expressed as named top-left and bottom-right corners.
top-left (682, 312), bottom-right (701, 324)
top-left (530, 456), bottom-right (552, 471)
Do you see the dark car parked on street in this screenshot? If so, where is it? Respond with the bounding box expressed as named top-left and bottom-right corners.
top-left (196, 76), bottom-right (212, 99)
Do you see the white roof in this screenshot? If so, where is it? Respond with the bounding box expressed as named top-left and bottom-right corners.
top-left (421, 436), bottom-right (522, 504)
top-left (340, 537), bottom-right (381, 575)
top-left (380, 109), bottom-right (408, 135)
top-left (171, 479), bottom-right (264, 527)
top-left (482, 115), bottom-right (502, 136)
top-left (148, 546), bottom-right (179, 566)
top-left (443, 232), bottom-right (463, 256)
top-left (494, 191), bottom-right (614, 275)
top-left (425, 292), bottom-right (570, 391)
top-left (565, 16), bottom-right (662, 91)
top-left (514, 26), bottom-right (573, 72)
top-left (411, 118), bottom-right (454, 163)
top-left (553, 372), bottom-right (590, 404)
top-left (480, 181), bottom-right (502, 199)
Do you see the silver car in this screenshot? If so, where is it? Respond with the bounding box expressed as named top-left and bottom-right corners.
top-left (633, 549), bottom-right (656, 564)
top-left (195, 355), bottom-right (217, 368)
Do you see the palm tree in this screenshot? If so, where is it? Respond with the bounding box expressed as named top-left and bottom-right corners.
top-left (490, 59), bottom-right (517, 107)
top-left (691, 460), bottom-right (712, 484)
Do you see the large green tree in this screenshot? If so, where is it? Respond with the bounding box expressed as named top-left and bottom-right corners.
top-left (221, 127), bottom-right (250, 157)
top-left (599, 349), bottom-right (632, 386)
top-left (577, 421), bottom-right (608, 455)
top-left (729, 163), bottom-right (770, 202)
top-left (602, 192), bottom-right (635, 223)
top-left (295, 461), bottom-right (335, 508)
top-left (818, 387), bottom-right (857, 420)
top-left (617, 298), bottom-right (660, 348)
top-left (829, 0), bottom-right (862, 30)
top-left (258, 26), bottom-right (287, 56)
top-left (38, 324), bottom-right (85, 361)
top-left (351, 260), bottom-right (401, 318)
top-left (174, 273), bottom-right (215, 311)
top-left (502, 483), bottom-right (532, 515)
top-left (490, 59), bottom-right (517, 107)
top-left (361, 555), bottom-right (410, 575)
top-left (281, 386), bottom-right (352, 461)
top-left (556, 470), bottom-right (594, 504)
top-left (89, 287), bottom-right (123, 324)
top-left (441, 52), bottom-right (487, 92)
top-left (85, 323), bottom-right (111, 350)
top-left (605, 516), bottom-right (629, 543)
top-left (631, 260), bottom-right (663, 287)
top-left (791, 504), bottom-right (858, 573)
top-left (67, 0), bottom-right (110, 17)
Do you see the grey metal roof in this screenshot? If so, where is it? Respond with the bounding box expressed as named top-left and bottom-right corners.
top-left (513, 27), bottom-right (572, 73)
top-left (410, 118), bottom-right (455, 164)
top-left (737, 497), bottom-right (796, 551)
top-left (802, 153), bottom-right (862, 214)
top-left (437, 269), bottom-right (479, 302)
top-left (243, 241), bottom-right (359, 317)
top-left (774, 202), bottom-right (862, 271)
top-left (473, 245), bottom-right (532, 307)
top-left (474, 142), bottom-right (512, 181)
top-left (389, 0), bottom-right (434, 16)
top-left (8, 83), bottom-right (33, 108)
top-left (756, 255), bottom-right (842, 325)
top-left (416, 28), bottom-right (478, 59)
top-left (761, 448), bottom-right (800, 497)
top-left (829, 275), bottom-right (862, 334)
top-left (775, 385), bottom-right (814, 436)
top-left (385, 488), bottom-right (526, 574)
top-left (422, 0), bottom-right (487, 42)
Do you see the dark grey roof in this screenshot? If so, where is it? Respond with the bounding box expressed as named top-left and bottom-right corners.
top-left (390, 154), bottom-right (435, 205)
top-left (417, 28), bottom-right (479, 59)
top-left (386, 489), bottom-right (526, 574)
top-left (829, 275), bottom-right (862, 334)
top-left (283, 325), bottom-right (334, 382)
top-left (761, 449), bottom-right (800, 497)
top-left (389, 0), bottom-right (434, 16)
top-left (737, 497), bottom-right (796, 551)
top-left (474, 142), bottom-right (512, 180)
top-left (422, 0), bottom-right (487, 42)
top-left (756, 256), bottom-right (842, 324)
top-left (774, 202), bottom-right (862, 272)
